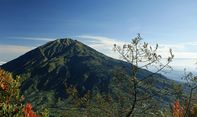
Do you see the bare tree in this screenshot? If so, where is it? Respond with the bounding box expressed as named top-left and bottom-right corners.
top-left (182, 69), bottom-right (197, 117)
top-left (113, 34), bottom-right (174, 117)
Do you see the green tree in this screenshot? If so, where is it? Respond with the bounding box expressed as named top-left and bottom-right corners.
top-left (64, 85), bottom-right (118, 117)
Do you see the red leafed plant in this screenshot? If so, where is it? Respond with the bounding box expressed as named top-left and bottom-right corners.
top-left (172, 100), bottom-right (184, 117)
top-left (0, 69), bottom-right (41, 117)
top-left (23, 103), bottom-right (40, 117)
top-left (172, 100), bottom-right (197, 117)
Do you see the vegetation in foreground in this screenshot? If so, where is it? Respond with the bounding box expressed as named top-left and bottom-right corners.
top-left (0, 69), bottom-right (49, 117)
top-left (0, 68), bottom-right (196, 117)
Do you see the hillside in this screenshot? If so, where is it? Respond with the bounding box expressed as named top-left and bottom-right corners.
top-left (1, 39), bottom-right (177, 116)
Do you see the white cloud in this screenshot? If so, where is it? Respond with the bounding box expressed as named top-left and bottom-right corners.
top-left (76, 35), bottom-right (126, 58)
top-left (159, 44), bottom-right (185, 50)
top-left (0, 45), bottom-right (34, 62)
top-left (76, 35), bottom-right (126, 45)
top-left (158, 43), bottom-right (197, 59)
top-left (0, 45), bottom-right (33, 53)
top-left (0, 61), bottom-right (6, 65)
top-left (75, 35), bottom-right (197, 71)
top-left (170, 58), bottom-right (197, 71)
top-left (172, 51), bottom-right (197, 59)
top-left (76, 35), bottom-right (197, 59)
top-left (185, 42), bottom-right (197, 46)
top-left (7, 37), bottom-right (55, 41)
top-left (0, 36), bottom-right (55, 63)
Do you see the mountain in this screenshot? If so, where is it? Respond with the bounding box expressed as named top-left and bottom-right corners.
top-left (1, 39), bottom-right (177, 115)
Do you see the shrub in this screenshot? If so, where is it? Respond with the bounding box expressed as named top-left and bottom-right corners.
top-left (0, 69), bottom-right (39, 117)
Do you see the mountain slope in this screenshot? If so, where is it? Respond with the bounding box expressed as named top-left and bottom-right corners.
top-left (2, 39), bottom-right (127, 94)
top-left (1, 38), bottom-right (176, 115)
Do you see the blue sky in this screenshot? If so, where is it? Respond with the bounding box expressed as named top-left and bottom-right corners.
top-left (1, 0), bottom-right (197, 74)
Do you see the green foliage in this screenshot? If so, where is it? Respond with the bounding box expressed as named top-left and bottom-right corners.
top-left (64, 85), bottom-right (120, 117)
top-left (0, 69), bottom-right (23, 116)
top-left (40, 108), bottom-right (49, 117)
top-left (172, 83), bottom-right (183, 99)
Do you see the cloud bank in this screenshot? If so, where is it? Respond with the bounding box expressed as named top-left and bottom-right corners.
top-left (76, 35), bottom-right (197, 71)
top-left (76, 35), bottom-right (126, 58)
top-left (0, 61), bottom-right (6, 65)
top-left (0, 45), bottom-right (33, 53)
top-left (7, 37), bottom-right (55, 41)
top-left (76, 35), bottom-right (197, 59)
top-left (0, 44), bottom-right (34, 64)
